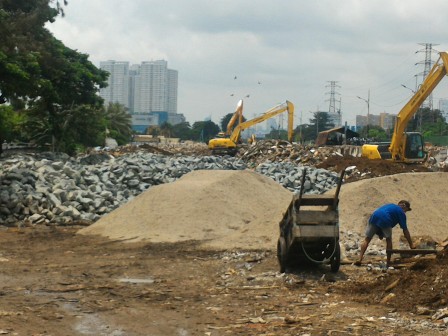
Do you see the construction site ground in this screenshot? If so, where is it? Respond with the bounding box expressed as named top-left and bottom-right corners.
top-left (0, 226), bottom-right (447, 335)
top-left (1, 147), bottom-right (448, 335)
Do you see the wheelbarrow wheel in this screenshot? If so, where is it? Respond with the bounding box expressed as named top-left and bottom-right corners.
top-left (330, 243), bottom-right (341, 273)
top-left (277, 237), bottom-right (287, 273)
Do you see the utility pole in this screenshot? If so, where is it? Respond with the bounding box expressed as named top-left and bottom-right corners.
top-left (357, 90), bottom-right (370, 136)
top-left (338, 98), bottom-right (342, 126)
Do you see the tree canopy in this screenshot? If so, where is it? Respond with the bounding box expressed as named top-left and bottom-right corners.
top-left (0, 0), bottom-right (118, 154)
top-left (0, 0), bottom-right (68, 103)
top-left (191, 121), bottom-right (220, 143)
top-left (103, 103), bottom-right (132, 145)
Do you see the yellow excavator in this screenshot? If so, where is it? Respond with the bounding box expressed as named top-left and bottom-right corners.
top-left (208, 100), bottom-right (294, 155)
top-left (362, 51), bottom-right (448, 162)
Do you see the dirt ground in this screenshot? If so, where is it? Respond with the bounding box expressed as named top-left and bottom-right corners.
top-left (0, 227), bottom-right (447, 336)
top-left (316, 155), bottom-right (433, 183)
top-left (2, 146), bottom-right (448, 335)
top-left (0, 226), bottom-right (447, 336)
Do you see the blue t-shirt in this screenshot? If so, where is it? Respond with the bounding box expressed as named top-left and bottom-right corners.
top-left (369, 203), bottom-right (407, 230)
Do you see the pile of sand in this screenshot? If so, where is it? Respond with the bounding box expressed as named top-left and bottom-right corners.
top-left (79, 170), bottom-right (448, 250)
top-left (339, 172), bottom-right (448, 240)
top-left (79, 170), bottom-right (293, 250)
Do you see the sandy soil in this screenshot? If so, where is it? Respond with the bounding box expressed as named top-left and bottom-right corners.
top-left (81, 170), bottom-right (448, 250)
top-left (79, 170), bottom-right (293, 250)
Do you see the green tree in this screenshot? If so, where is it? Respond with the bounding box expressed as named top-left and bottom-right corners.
top-left (363, 125), bottom-right (388, 141)
top-left (145, 125), bottom-right (160, 136)
top-left (191, 121), bottom-right (220, 143)
top-left (160, 122), bottom-right (174, 138)
top-left (293, 124), bottom-right (307, 143)
top-left (23, 103), bottom-right (104, 154)
top-left (23, 37), bottom-right (108, 152)
top-left (103, 102), bottom-right (132, 145)
top-left (0, 0), bottom-right (66, 103)
top-left (310, 112), bottom-right (334, 139)
top-left (265, 127), bottom-right (289, 141)
top-left (0, 1), bottom-right (109, 154)
top-left (0, 105), bottom-right (27, 144)
top-left (172, 121), bottom-right (192, 140)
top-left (295, 124), bottom-right (316, 143)
top-left (422, 118), bottom-right (448, 137)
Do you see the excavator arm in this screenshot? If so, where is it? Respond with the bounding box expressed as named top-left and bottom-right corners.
top-left (230, 101), bottom-right (294, 144)
top-left (389, 51), bottom-right (448, 161)
top-left (208, 100), bottom-right (294, 155)
top-left (225, 100), bottom-right (243, 136)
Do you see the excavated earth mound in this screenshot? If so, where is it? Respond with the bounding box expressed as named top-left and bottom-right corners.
top-left (316, 155), bottom-right (432, 183)
top-left (338, 252), bottom-right (448, 312)
top-left (79, 169), bottom-right (293, 250)
top-left (80, 169), bottom-right (448, 250)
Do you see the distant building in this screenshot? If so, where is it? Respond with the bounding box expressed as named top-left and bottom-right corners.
top-left (133, 60), bottom-right (178, 114)
top-left (168, 113), bottom-right (186, 125)
top-left (379, 112), bottom-right (396, 131)
top-left (131, 113), bottom-right (159, 134)
top-left (99, 61), bottom-right (130, 108)
top-left (99, 59), bottom-right (185, 127)
top-left (356, 112), bottom-right (396, 131)
top-left (356, 115), bottom-right (368, 128)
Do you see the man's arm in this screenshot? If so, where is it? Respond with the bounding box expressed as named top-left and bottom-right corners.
top-left (403, 229), bottom-right (415, 249)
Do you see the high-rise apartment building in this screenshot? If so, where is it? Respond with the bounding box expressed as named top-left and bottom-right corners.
top-left (132, 60), bottom-right (177, 114)
top-left (128, 64), bottom-right (140, 113)
top-left (167, 68), bottom-right (178, 115)
top-left (99, 59), bottom-right (182, 130)
top-left (99, 61), bottom-right (130, 108)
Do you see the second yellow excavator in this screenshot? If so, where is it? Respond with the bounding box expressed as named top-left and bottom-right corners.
top-left (208, 100), bottom-right (294, 155)
top-left (362, 51), bottom-right (448, 162)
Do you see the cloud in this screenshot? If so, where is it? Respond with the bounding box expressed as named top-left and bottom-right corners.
top-left (48, 0), bottom-right (448, 126)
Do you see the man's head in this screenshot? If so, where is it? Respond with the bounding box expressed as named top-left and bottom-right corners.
top-left (398, 200), bottom-right (412, 212)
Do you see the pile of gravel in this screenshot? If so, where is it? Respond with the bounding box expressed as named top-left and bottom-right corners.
top-left (0, 152), bottom-right (339, 226)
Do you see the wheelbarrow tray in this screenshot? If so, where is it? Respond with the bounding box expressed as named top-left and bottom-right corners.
top-left (277, 168), bottom-right (345, 273)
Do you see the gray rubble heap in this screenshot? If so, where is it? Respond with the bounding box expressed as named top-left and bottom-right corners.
top-left (0, 152), bottom-right (339, 226)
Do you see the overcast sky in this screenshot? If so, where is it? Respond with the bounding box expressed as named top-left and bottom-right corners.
top-left (48, 0), bottom-right (448, 127)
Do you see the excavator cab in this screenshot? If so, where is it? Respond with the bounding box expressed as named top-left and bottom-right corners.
top-left (362, 132), bottom-right (425, 162)
top-left (403, 132), bottom-right (425, 161)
